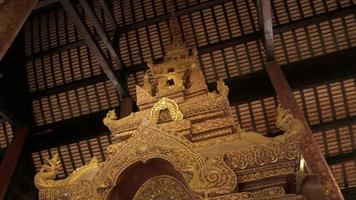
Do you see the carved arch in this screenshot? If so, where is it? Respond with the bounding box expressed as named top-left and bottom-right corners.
top-left (150, 97), bottom-right (183, 123)
top-left (107, 159), bottom-right (191, 200)
top-left (93, 120), bottom-right (237, 199)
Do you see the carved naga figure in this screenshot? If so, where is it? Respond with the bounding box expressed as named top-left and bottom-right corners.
top-left (276, 105), bottom-right (304, 135)
top-left (34, 154), bottom-right (99, 190)
top-left (34, 154), bottom-right (63, 189)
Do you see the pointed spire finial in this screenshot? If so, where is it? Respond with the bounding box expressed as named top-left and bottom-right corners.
top-left (169, 12), bottom-right (183, 43)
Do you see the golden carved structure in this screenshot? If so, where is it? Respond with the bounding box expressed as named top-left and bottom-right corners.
top-left (35, 17), bottom-right (308, 200)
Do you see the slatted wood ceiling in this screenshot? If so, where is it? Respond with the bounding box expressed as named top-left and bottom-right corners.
top-left (21, 0), bottom-right (356, 190)
top-left (0, 122), bottom-right (13, 149)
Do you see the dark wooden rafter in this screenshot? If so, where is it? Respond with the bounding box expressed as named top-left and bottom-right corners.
top-left (0, 127), bottom-right (29, 199)
top-left (29, 103), bottom-right (356, 153)
top-left (97, 0), bottom-right (117, 30)
top-left (256, 0), bottom-right (344, 199)
top-left (26, 0), bottom-right (233, 61)
top-left (256, 0), bottom-right (274, 60)
top-left (30, 45), bottom-right (356, 100)
top-left (26, 2), bottom-right (354, 102)
top-left (0, 0), bottom-right (38, 60)
top-left (25, 3), bottom-right (355, 61)
top-left (34, 0), bottom-right (58, 10)
top-left (30, 96), bottom-right (134, 151)
top-left (25, 5), bottom-right (355, 99)
top-left (78, 0), bottom-right (123, 69)
top-left (28, 46), bottom-right (356, 151)
top-left (326, 150), bottom-right (356, 165)
top-left (58, 0), bottom-right (129, 98)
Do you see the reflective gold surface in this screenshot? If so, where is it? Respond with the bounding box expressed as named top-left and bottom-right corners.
top-left (35, 17), bottom-right (305, 200)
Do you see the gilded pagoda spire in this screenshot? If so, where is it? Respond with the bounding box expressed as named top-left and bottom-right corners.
top-left (34, 13), bottom-right (306, 200)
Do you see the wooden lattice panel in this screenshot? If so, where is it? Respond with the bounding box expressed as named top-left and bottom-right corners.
top-left (24, 2), bottom-right (114, 57)
top-left (32, 80), bottom-right (120, 126)
top-left (314, 125), bottom-right (356, 157)
top-left (230, 78), bottom-right (356, 134)
top-left (24, 0), bottom-right (355, 103)
top-left (0, 122), bottom-right (13, 149)
top-left (32, 134), bottom-right (112, 178)
top-left (330, 160), bottom-right (356, 188)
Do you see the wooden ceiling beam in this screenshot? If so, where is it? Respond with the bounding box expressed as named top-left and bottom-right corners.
top-left (326, 150), bottom-right (356, 165)
top-left (30, 47), bottom-right (356, 101)
top-left (30, 96), bottom-right (136, 151)
top-left (0, 127), bottom-right (29, 199)
top-left (29, 105), bottom-right (356, 152)
top-left (26, 0), bottom-right (232, 61)
top-left (97, 0), bottom-right (117, 30)
top-left (78, 0), bottom-right (123, 69)
top-left (34, 0), bottom-right (58, 10)
top-left (26, 4), bottom-right (356, 60)
top-left (59, 0), bottom-right (129, 98)
top-left (28, 48), bottom-right (356, 151)
top-left (256, 0), bottom-right (274, 60)
top-left (116, 0), bottom-right (232, 35)
top-left (341, 187), bottom-right (356, 200)
top-left (0, 0), bottom-right (38, 60)
top-left (257, 0), bottom-right (343, 198)
top-left (30, 108), bottom-right (114, 152)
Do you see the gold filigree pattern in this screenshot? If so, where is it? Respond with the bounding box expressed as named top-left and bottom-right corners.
top-left (132, 175), bottom-right (192, 200)
top-left (150, 97), bottom-right (183, 123)
top-left (35, 16), bottom-right (305, 200)
top-left (93, 119), bottom-right (237, 199)
top-left (208, 187), bottom-right (305, 200)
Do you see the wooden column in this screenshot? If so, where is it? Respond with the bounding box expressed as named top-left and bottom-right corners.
top-left (256, 0), bottom-right (344, 199)
top-left (0, 127), bottom-right (29, 199)
top-left (119, 97), bottom-right (133, 118)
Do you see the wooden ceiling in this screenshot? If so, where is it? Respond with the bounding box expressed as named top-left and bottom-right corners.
top-left (0, 0), bottom-right (355, 197)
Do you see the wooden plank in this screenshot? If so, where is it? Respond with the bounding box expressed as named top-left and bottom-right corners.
top-left (0, 0), bottom-right (38, 60)
top-left (0, 127), bottom-right (29, 199)
top-left (59, 0), bottom-right (129, 97)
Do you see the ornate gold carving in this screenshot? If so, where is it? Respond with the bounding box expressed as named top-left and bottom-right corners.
top-left (276, 105), bottom-right (304, 136)
top-left (35, 15), bottom-right (305, 200)
top-left (150, 97), bottom-right (183, 123)
top-left (236, 162), bottom-right (296, 182)
top-left (225, 105), bottom-right (303, 170)
top-left (93, 119), bottom-right (237, 199)
top-left (132, 175), bottom-right (192, 200)
top-left (208, 187), bottom-right (304, 200)
top-left (35, 154), bottom-right (100, 199)
top-left (217, 79), bottom-right (229, 97)
top-left (136, 85), bottom-right (154, 106)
